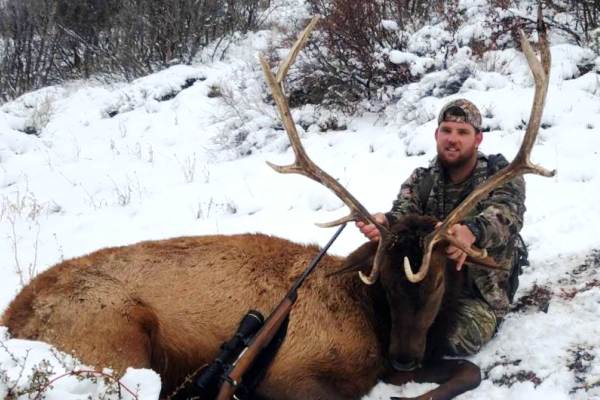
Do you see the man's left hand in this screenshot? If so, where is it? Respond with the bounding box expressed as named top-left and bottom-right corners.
top-left (445, 224), bottom-right (477, 271)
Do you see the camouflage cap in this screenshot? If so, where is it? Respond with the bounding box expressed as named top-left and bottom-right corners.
top-left (437, 99), bottom-right (482, 131)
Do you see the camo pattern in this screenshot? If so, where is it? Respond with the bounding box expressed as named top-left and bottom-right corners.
top-left (445, 296), bottom-right (497, 356)
top-left (385, 152), bottom-right (526, 320)
top-left (438, 98), bottom-right (483, 131)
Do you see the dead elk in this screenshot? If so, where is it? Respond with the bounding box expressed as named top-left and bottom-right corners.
top-left (3, 215), bottom-right (461, 400)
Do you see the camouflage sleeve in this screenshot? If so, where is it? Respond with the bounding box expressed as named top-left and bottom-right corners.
top-left (385, 167), bottom-right (427, 224)
top-left (463, 175), bottom-right (526, 250)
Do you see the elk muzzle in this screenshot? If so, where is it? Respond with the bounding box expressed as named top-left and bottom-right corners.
top-left (390, 358), bottom-right (421, 372)
top-left (387, 329), bottom-right (428, 373)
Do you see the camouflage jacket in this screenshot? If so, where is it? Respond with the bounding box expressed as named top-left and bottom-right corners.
top-left (385, 152), bottom-right (526, 319)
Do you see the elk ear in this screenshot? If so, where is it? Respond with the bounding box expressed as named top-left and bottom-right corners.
top-left (328, 241), bottom-right (378, 277)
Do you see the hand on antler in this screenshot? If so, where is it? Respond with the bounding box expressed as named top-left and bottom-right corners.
top-left (356, 213), bottom-right (388, 242)
top-left (443, 223), bottom-right (477, 271)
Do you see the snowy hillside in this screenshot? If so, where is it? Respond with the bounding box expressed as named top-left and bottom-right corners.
top-left (1, 0), bottom-right (600, 398)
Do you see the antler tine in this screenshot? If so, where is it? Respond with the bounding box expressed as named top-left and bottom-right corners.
top-left (275, 16), bottom-right (320, 84)
top-left (514, 5), bottom-right (553, 176)
top-left (404, 12), bottom-right (556, 283)
top-left (359, 239), bottom-right (386, 284)
top-left (260, 17), bottom-right (389, 235)
top-left (315, 214), bottom-right (357, 228)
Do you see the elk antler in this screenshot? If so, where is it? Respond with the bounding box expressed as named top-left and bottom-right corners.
top-left (404, 8), bottom-right (556, 283)
top-left (260, 16), bottom-right (390, 284)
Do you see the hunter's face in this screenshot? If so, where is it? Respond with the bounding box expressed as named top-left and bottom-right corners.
top-left (435, 121), bottom-right (482, 169)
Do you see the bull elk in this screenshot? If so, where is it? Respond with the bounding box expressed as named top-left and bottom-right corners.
top-left (1, 13), bottom-right (553, 400)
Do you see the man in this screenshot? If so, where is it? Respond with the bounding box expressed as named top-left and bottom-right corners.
top-left (357, 98), bottom-right (526, 356)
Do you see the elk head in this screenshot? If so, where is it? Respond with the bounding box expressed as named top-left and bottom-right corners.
top-left (341, 214), bottom-right (446, 369)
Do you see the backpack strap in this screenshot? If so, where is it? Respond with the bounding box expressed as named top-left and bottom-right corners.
top-left (486, 153), bottom-right (508, 176)
top-left (418, 172), bottom-right (435, 213)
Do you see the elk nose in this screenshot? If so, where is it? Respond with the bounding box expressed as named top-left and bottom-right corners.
top-left (390, 359), bottom-right (420, 372)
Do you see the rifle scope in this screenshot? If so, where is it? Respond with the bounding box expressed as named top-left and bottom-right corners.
top-left (191, 310), bottom-right (264, 397)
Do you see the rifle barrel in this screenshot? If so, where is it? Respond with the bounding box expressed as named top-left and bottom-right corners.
top-left (289, 223), bottom-right (346, 294)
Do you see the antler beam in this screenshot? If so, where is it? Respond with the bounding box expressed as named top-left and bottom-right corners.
top-left (260, 16), bottom-right (390, 284)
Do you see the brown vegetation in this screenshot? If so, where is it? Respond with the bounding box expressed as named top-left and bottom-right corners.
top-left (0, 0), bottom-right (266, 101)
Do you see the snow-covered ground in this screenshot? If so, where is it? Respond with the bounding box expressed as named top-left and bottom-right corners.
top-left (1, 0), bottom-right (599, 398)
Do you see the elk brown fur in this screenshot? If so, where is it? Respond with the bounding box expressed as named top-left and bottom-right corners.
top-left (2, 216), bottom-right (461, 399)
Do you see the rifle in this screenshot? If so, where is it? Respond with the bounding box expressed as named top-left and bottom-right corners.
top-left (215, 223), bottom-right (347, 400)
top-left (190, 310), bottom-right (265, 398)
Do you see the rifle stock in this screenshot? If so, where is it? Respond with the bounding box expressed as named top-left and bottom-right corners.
top-left (215, 224), bottom-right (346, 400)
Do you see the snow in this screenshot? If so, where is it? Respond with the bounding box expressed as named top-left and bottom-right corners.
top-left (388, 50), bottom-right (435, 76)
top-left (1, 0), bottom-right (600, 399)
top-left (0, 326), bottom-right (162, 399)
top-left (381, 20), bottom-right (399, 31)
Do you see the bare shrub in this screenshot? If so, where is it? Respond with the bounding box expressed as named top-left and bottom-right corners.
top-left (207, 84), bottom-right (222, 98)
top-left (293, 0), bottom-right (477, 109)
top-left (546, 0), bottom-right (600, 45)
top-left (179, 153), bottom-right (197, 183)
top-left (0, 0), bottom-right (61, 101)
top-left (474, 1), bottom-right (600, 56)
top-left (0, 0), bottom-right (269, 100)
top-left (1, 189), bottom-right (44, 286)
top-left (295, 0), bottom-right (421, 108)
top-left (0, 340), bottom-right (140, 399)
top-left (26, 95), bottom-right (55, 135)
top-left (287, 1), bottom-right (600, 109)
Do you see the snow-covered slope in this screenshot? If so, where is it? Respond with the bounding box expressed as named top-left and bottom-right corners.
top-left (1, 0), bottom-right (599, 398)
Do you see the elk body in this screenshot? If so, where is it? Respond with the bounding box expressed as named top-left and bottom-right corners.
top-left (2, 216), bottom-right (456, 400)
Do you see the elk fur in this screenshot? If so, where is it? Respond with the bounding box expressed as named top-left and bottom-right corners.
top-left (1, 215), bottom-right (462, 400)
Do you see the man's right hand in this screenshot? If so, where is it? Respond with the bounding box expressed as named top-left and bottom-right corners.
top-left (355, 212), bottom-right (388, 242)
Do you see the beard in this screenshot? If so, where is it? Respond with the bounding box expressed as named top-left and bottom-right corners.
top-left (437, 145), bottom-right (477, 170)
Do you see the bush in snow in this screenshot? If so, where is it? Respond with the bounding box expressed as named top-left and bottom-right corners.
top-left (295, 0), bottom-right (436, 109)
top-left (0, 0), bottom-right (268, 101)
top-left (282, 0), bottom-right (600, 111)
